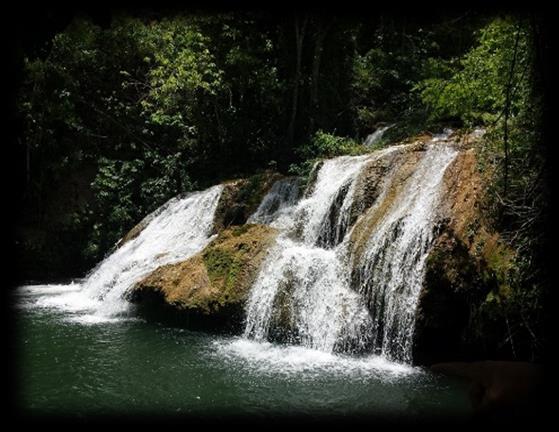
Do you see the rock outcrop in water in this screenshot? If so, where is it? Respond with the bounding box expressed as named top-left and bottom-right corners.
top-left (129, 224), bottom-right (277, 328)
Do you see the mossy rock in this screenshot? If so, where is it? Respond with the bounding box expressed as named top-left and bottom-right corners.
top-left (129, 224), bottom-right (278, 330)
top-left (411, 145), bottom-right (520, 365)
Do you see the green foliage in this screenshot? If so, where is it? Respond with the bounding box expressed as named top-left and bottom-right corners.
top-left (298, 130), bottom-right (362, 160)
top-left (351, 26), bottom-right (434, 136)
top-left (17, 14), bottom-right (286, 266)
top-left (87, 151), bottom-right (192, 258)
top-left (289, 130), bottom-right (364, 179)
top-left (416, 18), bottom-right (531, 125)
top-left (140, 18), bottom-right (224, 130)
top-left (412, 16), bottom-right (546, 360)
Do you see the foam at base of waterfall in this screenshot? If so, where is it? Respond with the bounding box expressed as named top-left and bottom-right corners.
top-left (15, 283), bottom-right (93, 312)
top-left (16, 283), bottom-right (82, 297)
top-left (15, 284), bottom-right (142, 324)
top-left (215, 337), bottom-right (416, 377)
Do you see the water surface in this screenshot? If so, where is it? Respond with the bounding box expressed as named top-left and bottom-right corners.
top-left (15, 286), bottom-right (471, 420)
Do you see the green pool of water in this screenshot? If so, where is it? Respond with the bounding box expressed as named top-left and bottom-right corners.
top-left (14, 287), bottom-right (472, 421)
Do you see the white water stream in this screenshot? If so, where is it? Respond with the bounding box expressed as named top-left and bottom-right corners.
top-left (21, 185), bottom-right (223, 323)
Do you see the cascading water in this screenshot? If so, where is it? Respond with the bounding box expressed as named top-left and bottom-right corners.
top-left (31, 185), bottom-right (224, 322)
top-left (364, 124), bottom-right (394, 147)
top-left (353, 145), bottom-right (458, 363)
top-left (22, 131), bottom-right (459, 364)
top-left (296, 154), bottom-right (376, 246)
top-left (243, 153), bottom-right (387, 353)
top-left (248, 177), bottom-right (301, 227)
top-left (243, 139), bottom-right (458, 363)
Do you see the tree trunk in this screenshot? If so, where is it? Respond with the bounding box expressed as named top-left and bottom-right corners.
top-left (286, 14), bottom-right (308, 151)
top-left (503, 25), bottom-right (521, 199)
top-left (309, 19), bottom-right (328, 133)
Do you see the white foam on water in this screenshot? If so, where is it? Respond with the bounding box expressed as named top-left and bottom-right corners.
top-left (214, 337), bottom-right (416, 377)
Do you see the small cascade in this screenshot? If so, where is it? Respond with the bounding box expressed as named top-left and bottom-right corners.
top-left (243, 236), bottom-right (373, 353)
top-left (294, 154), bottom-right (375, 247)
top-left (364, 124), bottom-right (394, 147)
top-left (34, 185), bottom-right (224, 320)
top-left (83, 184), bottom-right (224, 316)
top-left (247, 177), bottom-right (301, 227)
top-left (243, 154), bottom-right (388, 352)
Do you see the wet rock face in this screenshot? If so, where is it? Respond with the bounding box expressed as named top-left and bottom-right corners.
top-left (350, 155), bottom-right (394, 221)
top-left (413, 230), bottom-right (488, 365)
top-left (128, 224), bottom-right (277, 329)
top-left (348, 146), bottom-right (424, 264)
top-left (412, 147), bottom-right (515, 365)
top-left (413, 151), bottom-right (481, 365)
top-left (213, 172), bottom-right (284, 232)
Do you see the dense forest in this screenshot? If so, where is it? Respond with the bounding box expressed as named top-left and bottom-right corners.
top-left (9, 6), bottom-right (550, 365)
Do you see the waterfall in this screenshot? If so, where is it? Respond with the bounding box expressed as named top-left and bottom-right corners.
top-left (243, 153), bottom-right (386, 353)
top-left (364, 124), bottom-right (394, 147)
top-left (243, 141), bottom-right (458, 363)
top-left (34, 185), bottom-right (224, 321)
top-left (353, 145), bottom-right (458, 363)
top-left (295, 154), bottom-right (375, 247)
top-left (25, 131), bottom-right (459, 362)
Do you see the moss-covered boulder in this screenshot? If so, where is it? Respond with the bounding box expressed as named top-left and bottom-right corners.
top-left (128, 224), bottom-right (277, 330)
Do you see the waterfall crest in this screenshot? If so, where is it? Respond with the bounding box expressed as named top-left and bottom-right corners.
top-left (248, 177), bottom-right (301, 227)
